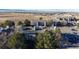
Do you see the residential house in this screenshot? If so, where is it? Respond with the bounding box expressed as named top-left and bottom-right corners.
top-left (31, 20), bottom-right (46, 30)
top-left (53, 16), bottom-right (77, 26)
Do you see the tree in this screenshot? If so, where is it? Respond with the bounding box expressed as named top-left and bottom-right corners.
top-left (6, 32), bottom-right (27, 49)
top-left (35, 29), bottom-right (62, 49)
top-left (52, 28), bottom-right (62, 48)
top-left (17, 21), bottom-right (23, 26)
top-left (39, 17), bottom-right (43, 20)
top-left (35, 33), bottom-right (44, 48)
top-left (4, 20), bottom-right (15, 27)
top-left (43, 30), bottom-right (52, 48)
top-left (24, 19), bottom-right (31, 26)
top-left (0, 23), bottom-right (5, 27)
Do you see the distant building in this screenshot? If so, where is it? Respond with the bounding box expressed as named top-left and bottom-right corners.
top-left (31, 20), bottom-right (46, 30)
top-left (53, 16), bottom-right (76, 26)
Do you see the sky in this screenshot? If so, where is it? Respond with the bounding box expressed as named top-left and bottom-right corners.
top-left (0, 0), bottom-right (79, 9)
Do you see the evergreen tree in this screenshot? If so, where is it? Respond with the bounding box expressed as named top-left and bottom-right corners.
top-left (35, 33), bottom-right (44, 48)
top-left (7, 32), bottom-right (27, 49)
top-left (35, 29), bottom-right (62, 49)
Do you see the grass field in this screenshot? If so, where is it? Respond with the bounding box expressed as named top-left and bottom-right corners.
top-left (0, 12), bottom-right (79, 24)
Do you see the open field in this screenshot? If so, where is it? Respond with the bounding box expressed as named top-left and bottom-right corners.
top-left (0, 13), bottom-right (55, 23)
top-left (0, 12), bottom-right (79, 24)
